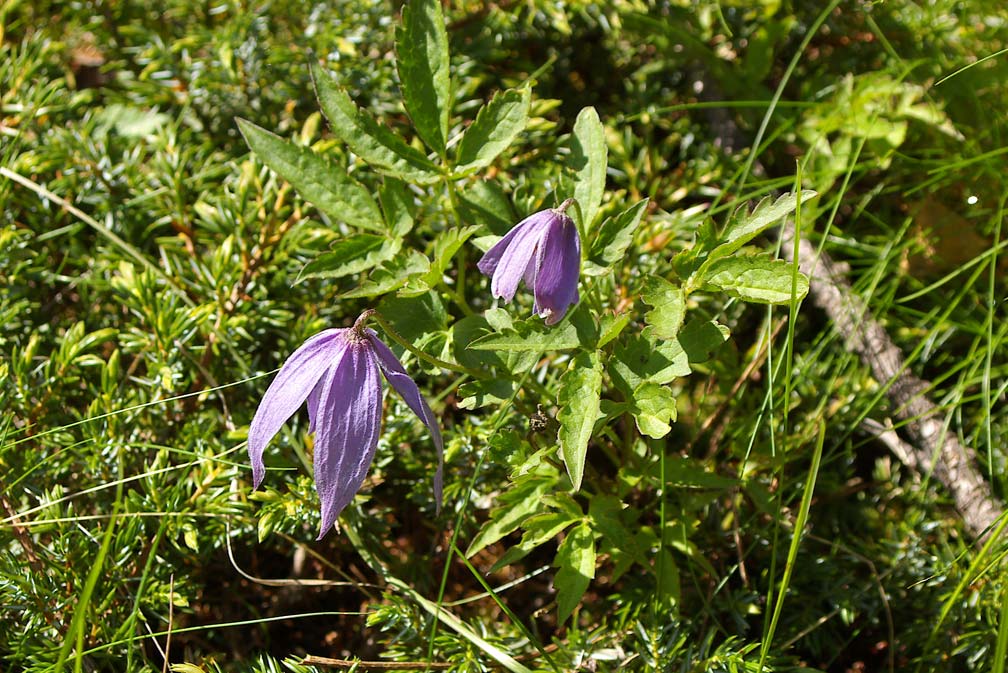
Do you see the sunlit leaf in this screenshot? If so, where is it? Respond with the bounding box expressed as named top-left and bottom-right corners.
top-left (702, 254), bottom-right (809, 305)
top-left (567, 107), bottom-right (607, 229)
top-left (641, 275), bottom-right (686, 340)
top-left (554, 522), bottom-right (596, 624)
top-left (396, 0), bottom-right (451, 154)
top-left (455, 88), bottom-right (530, 174)
top-left (590, 198), bottom-right (648, 266)
top-left (557, 351), bottom-right (603, 491)
top-left (313, 66), bottom-right (440, 183)
top-left (237, 118), bottom-right (384, 231)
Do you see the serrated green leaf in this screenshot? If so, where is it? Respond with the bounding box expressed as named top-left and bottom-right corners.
top-left (610, 333), bottom-right (691, 392)
top-left (467, 319), bottom-right (581, 352)
top-left (451, 315), bottom-right (508, 371)
top-left (490, 512), bottom-right (576, 572)
top-left (703, 254), bottom-right (809, 304)
top-left (404, 225), bottom-right (479, 295)
top-left (590, 198), bottom-right (648, 265)
top-left (693, 190), bottom-right (817, 282)
top-left (589, 495), bottom-right (649, 566)
top-left (597, 312), bottom-right (631, 349)
top-left (342, 249), bottom-right (430, 298)
top-left (377, 292), bottom-right (448, 343)
top-left (641, 275), bottom-right (686, 340)
top-left (237, 118), bottom-right (384, 231)
top-left (557, 351), bottom-right (603, 492)
top-left (455, 88), bottom-right (530, 174)
top-left (457, 180), bottom-right (517, 235)
top-left (632, 382), bottom-right (677, 439)
top-left (396, 0), bottom-right (451, 155)
top-left (567, 303), bottom-right (600, 348)
top-left (722, 190), bottom-right (817, 248)
top-left (568, 107), bottom-right (607, 229)
top-left (554, 522), bottom-right (596, 624)
top-left (312, 66), bottom-right (440, 183)
top-left (543, 492), bottom-right (584, 521)
top-left (297, 234), bottom-right (399, 282)
top-left (678, 318), bottom-right (730, 364)
top-left (458, 379), bottom-right (515, 410)
top-left (378, 178), bottom-right (416, 236)
top-left (466, 476), bottom-right (556, 557)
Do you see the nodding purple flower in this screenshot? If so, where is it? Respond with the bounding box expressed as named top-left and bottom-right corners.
top-left (477, 198), bottom-right (581, 325)
top-left (248, 310), bottom-right (443, 539)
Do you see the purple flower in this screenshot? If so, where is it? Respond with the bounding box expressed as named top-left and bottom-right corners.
top-left (477, 198), bottom-right (581, 325)
top-left (248, 310), bottom-right (443, 539)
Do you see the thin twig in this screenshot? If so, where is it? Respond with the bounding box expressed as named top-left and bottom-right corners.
top-left (304, 643), bottom-right (561, 670)
top-left (303, 656), bottom-right (452, 670)
top-left (781, 225), bottom-right (1004, 542)
top-left (694, 61), bottom-right (1004, 544)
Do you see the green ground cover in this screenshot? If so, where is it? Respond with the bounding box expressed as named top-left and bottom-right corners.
top-left (2, 1), bottom-right (1006, 671)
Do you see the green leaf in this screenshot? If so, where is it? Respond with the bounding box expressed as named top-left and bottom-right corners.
top-left (466, 476), bottom-right (556, 557)
top-left (631, 382), bottom-right (678, 439)
top-left (377, 292), bottom-right (448, 344)
top-left (590, 198), bottom-right (648, 266)
top-left (567, 107), bottom-right (607, 229)
top-left (455, 88), bottom-right (530, 174)
top-left (694, 190), bottom-right (817, 281)
top-left (312, 66), bottom-right (440, 183)
top-left (378, 178), bottom-right (416, 237)
top-left (655, 548), bottom-right (681, 609)
top-left (702, 254), bottom-right (809, 305)
top-left (297, 234), bottom-right (398, 282)
top-left (490, 512), bottom-right (577, 572)
top-left (458, 379), bottom-right (515, 410)
top-left (554, 522), bottom-right (596, 624)
top-left (589, 495), bottom-right (649, 566)
top-left (451, 315), bottom-right (508, 371)
top-left (457, 180), bottom-right (517, 235)
top-left (678, 318), bottom-right (730, 364)
top-left (641, 275), bottom-right (686, 340)
top-left (467, 319), bottom-right (582, 352)
top-left (597, 312), bottom-right (631, 349)
top-left (342, 249), bottom-right (430, 298)
top-left (401, 225), bottom-right (479, 296)
top-left (543, 492), bottom-right (584, 521)
top-left (722, 190), bottom-right (816, 247)
top-left (610, 333), bottom-right (691, 392)
top-left (557, 351), bottom-right (603, 492)
top-left (237, 118), bottom-right (384, 231)
top-left (395, 0), bottom-right (451, 155)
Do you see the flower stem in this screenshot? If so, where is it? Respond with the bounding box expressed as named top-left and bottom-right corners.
top-left (372, 312), bottom-right (485, 379)
top-left (353, 308), bottom-right (377, 336)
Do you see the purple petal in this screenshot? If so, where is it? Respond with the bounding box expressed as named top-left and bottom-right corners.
top-left (476, 218), bottom-right (525, 277)
top-left (248, 329), bottom-right (349, 489)
top-left (312, 340), bottom-right (383, 538)
top-left (365, 331), bottom-right (444, 512)
top-left (479, 211), bottom-right (553, 301)
top-left (306, 380), bottom-right (323, 434)
top-left (533, 215), bottom-right (581, 325)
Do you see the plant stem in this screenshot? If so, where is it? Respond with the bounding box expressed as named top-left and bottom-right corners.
top-left (372, 312), bottom-right (484, 379)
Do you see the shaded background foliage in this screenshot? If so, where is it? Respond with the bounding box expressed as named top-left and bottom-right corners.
top-left (2, 1), bottom-right (1007, 672)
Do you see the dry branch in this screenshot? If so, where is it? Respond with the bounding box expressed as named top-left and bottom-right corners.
top-left (781, 224), bottom-right (1004, 542)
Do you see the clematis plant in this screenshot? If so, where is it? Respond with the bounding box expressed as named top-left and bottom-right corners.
top-left (248, 310), bottom-right (443, 539)
top-left (477, 197), bottom-right (581, 325)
